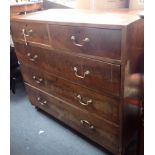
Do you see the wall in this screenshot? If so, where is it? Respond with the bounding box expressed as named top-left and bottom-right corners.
top-left (76, 0), bottom-right (128, 10)
top-left (43, 0), bottom-right (70, 9)
top-left (129, 0), bottom-right (144, 9)
top-left (43, 0), bottom-right (129, 10)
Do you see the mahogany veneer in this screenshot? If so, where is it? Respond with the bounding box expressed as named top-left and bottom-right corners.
top-left (11, 9), bottom-right (144, 155)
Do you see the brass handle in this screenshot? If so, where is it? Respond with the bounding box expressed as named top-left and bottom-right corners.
top-left (22, 28), bottom-right (33, 45)
top-left (37, 97), bottom-right (47, 106)
top-left (71, 36), bottom-right (90, 47)
top-left (80, 120), bottom-right (94, 129)
top-left (22, 28), bottom-right (33, 37)
top-left (32, 76), bottom-right (43, 84)
top-left (77, 94), bottom-right (92, 106)
top-left (73, 67), bottom-right (90, 79)
top-left (27, 53), bottom-right (38, 62)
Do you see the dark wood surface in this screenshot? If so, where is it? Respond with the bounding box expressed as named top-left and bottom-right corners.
top-left (11, 9), bottom-right (144, 155)
top-left (122, 18), bottom-right (144, 151)
top-left (138, 116), bottom-right (144, 155)
top-left (11, 22), bottom-right (49, 45)
top-left (14, 42), bottom-right (121, 96)
top-left (49, 25), bottom-right (122, 60)
top-left (137, 12), bottom-right (144, 155)
top-left (20, 64), bottom-right (120, 125)
top-left (25, 83), bottom-right (120, 154)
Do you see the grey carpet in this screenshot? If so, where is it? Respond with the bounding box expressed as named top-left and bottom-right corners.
top-left (10, 81), bottom-right (110, 155)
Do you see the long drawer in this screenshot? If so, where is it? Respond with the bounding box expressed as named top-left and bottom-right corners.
top-left (49, 25), bottom-right (122, 60)
top-left (15, 43), bottom-right (121, 96)
top-left (11, 21), bottom-right (49, 45)
top-left (21, 64), bottom-right (120, 124)
top-left (25, 84), bottom-right (120, 154)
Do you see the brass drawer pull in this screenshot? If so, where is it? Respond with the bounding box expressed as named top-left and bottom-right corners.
top-left (71, 36), bottom-right (90, 47)
top-left (77, 94), bottom-right (92, 106)
top-left (73, 67), bottom-right (90, 79)
top-left (27, 53), bottom-right (38, 62)
top-left (80, 120), bottom-right (94, 129)
top-left (22, 28), bottom-right (33, 37)
top-left (37, 97), bottom-right (47, 106)
top-left (22, 28), bottom-right (33, 45)
top-left (32, 76), bottom-right (43, 84)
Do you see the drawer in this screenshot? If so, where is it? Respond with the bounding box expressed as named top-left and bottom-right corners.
top-left (11, 21), bottom-right (49, 45)
top-left (14, 42), bottom-right (47, 69)
top-left (49, 25), bottom-right (122, 60)
top-left (46, 53), bottom-right (121, 97)
top-left (21, 64), bottom-right (120, 124)
top-left (25, 84), bottom-right (120, 154)
top-left (15, 43), bottom-right (121, 96)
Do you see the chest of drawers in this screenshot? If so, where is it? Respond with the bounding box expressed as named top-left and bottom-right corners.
top-left (11, 9), bottom-right (144, 155)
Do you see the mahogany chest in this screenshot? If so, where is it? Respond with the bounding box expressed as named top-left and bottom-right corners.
top-left (11, 9), bottom-right (144, 155)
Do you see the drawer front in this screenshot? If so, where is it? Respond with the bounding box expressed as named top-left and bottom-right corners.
top-left (46, 52), bottom-right (121, 97)
top-left (25, 84), bottom-right (120, 154)
top-left (11, 22), bottom-right (49, 45)
top-left (49, 25), bottom-right (121, 60)
top-left (15, 43), bottom-right (121, 96)
top-left (14, 42), bottom-right (47, 69)
top-left (21, 64), bottom-right (120, 124)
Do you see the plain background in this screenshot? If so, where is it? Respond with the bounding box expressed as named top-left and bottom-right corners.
top-left (0, 1), bottom-right (153, 155)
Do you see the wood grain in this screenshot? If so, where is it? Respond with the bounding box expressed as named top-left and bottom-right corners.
top-left (11, 9), bottom-right (144, 155)
top-left (21, 64), bottom-right (120, 125)
top-left (49, 24), bottom-right (122, 60)
top-left (25, 83), bottom-right (120, 154)
top-left (14, 42), bottom-right (121, 96)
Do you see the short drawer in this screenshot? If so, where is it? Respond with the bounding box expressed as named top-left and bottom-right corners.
top-left (15, 43), bottom-right (121, 96)
top-left (11, 21), bottom-right (49, 45)
top-left (14, 42), bottom-right (47, 69)
top-left (25, 84), bottom-right (120, 154)
top-left (49, 25), bottom-right (122, 60)
top-left (21, 64), bottom-right (120, 124)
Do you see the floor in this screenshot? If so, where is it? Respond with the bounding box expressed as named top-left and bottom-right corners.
top-left (10, 81), bottom-right (137, 155)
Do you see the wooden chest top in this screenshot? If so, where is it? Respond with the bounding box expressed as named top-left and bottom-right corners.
top-left (11, 9), bottom-right (142, 28)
